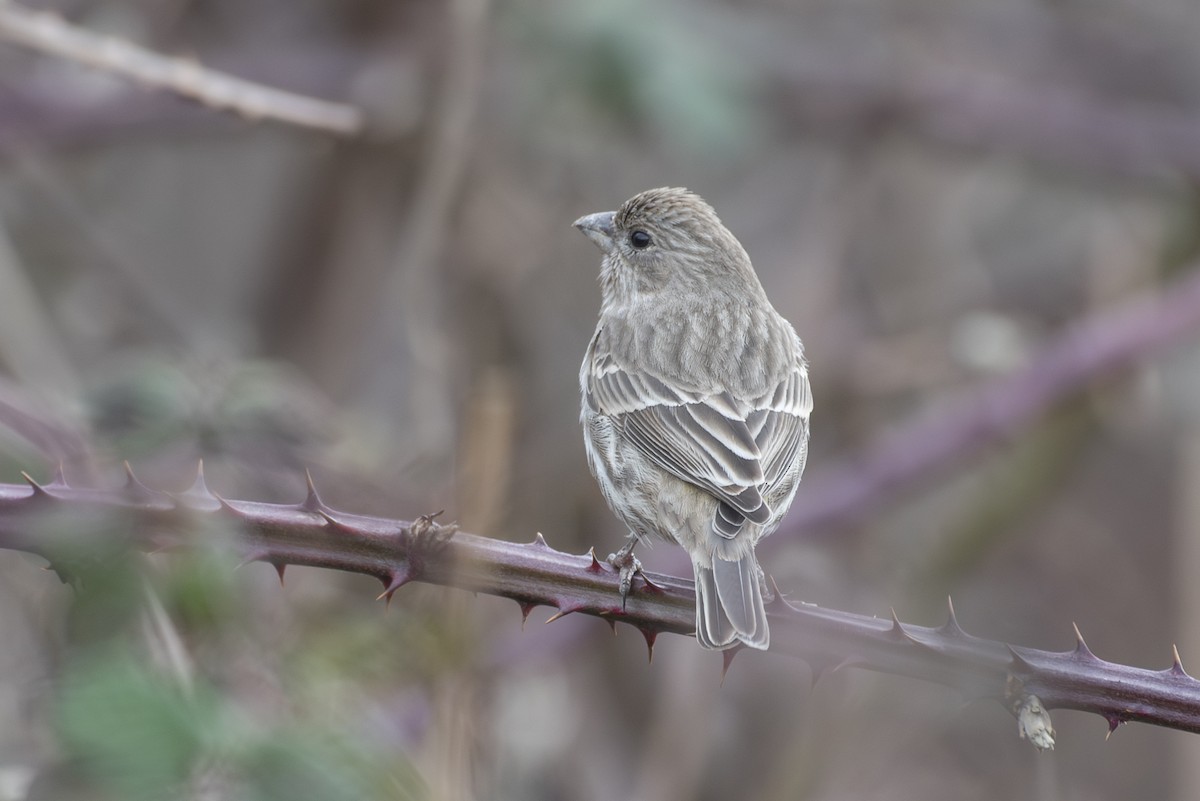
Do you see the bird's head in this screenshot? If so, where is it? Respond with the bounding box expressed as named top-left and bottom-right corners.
top-left (574, 187), bottom-right (760, 310)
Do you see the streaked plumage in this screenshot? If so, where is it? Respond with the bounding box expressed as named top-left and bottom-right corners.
top-left (574, 187), bottom-right (812, 650)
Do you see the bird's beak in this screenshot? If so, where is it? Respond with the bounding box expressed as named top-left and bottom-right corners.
top-left (573, 211), bottom-right (616, 253)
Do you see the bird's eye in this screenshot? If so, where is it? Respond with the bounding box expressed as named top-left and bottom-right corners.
top-left (630, 230), bottom-right (653, 249)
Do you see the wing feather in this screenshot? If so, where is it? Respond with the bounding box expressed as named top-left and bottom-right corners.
top-left (586, 341), bottom-right (812, 539)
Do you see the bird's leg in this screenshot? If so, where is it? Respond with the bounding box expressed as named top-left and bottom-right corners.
top-left (608, 532), bottom-right (643, 608)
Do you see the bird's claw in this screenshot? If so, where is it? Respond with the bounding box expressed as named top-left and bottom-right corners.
top-left (608, 545), bottom-right (643, 609)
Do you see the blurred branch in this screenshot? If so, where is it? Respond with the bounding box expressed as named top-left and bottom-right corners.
top-left (0, 43), bottom-right (366, 151)
top-left (0, 379), bottom-right (91, 470)
top-left (1, 469), bottom-right (1199, 746)
top-left (0, 85), bottom-right (241, 152)
top-left (781, 264), bottom-right (1200, 540)
top-left (775, 66), bottom-right (1200, 183)
top-left (754, 26), bottom-right (1200, 186)
top-left (0, 1), bottom-right (364, 135)
top-left (375, 0), bottom-right (491, 461)
top-left (4, 14), bottom-right (1198, 186)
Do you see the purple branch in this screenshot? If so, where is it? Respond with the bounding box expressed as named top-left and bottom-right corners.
top-left (780, 265), bottom-right (1200, 540)
top-left (1, 468), bottom-right (1199, 746)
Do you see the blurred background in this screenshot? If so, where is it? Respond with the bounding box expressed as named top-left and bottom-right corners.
top-left (1, 0), bottom-right (1199, 798)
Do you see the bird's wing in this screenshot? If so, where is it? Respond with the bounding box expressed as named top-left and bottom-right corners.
top-left (586, 349), bottom-right (810, 533)
top-left (746, 357), bottom-right (812, 496)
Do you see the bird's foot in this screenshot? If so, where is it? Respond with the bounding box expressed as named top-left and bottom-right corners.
top-left (608, 541), bottom-right (643, 609)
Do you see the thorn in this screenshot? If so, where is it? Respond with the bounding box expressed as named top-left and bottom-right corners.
top-left (605, 617), bottom-right (617, 635)
top-left (640, 628), bottom-right (657, 663)
top-left (48, 463), bottom-right (67, 488)
top-left (317, 508), bottom-right (351, 533)
top-left (638, 570), bottom-right (663, 594)
top-left (776, 593), bottom-right (805, 613)
top-left (179, 460), bottom-right (215, 502)
top-left (830, 656), bottom-right (862, 674)
top-left (1104, 714), bottom-right (1122, 740)
top-left (809, 656), bottom-right (859, 690)
top-left (318, 508), bottom-right (373, 537)
top-left (20, 471), bottom-right (47, 496)
top-left (1007, 645), bottom-right (1034, 672)
top-left (1171, 644), bottom-right (1191, 678)
top-left (545, 606), bottom-right (578, 624)
top-left (765, 574), bottom-right (788, 611)
top-left (586, 547), bottom-right (604, 573)
top-left (721, 644), bottom-right (744, 684)
top-left (121, 461), bottom-right (157, 498)
top-left (298, 469), bottom-right (327, 512)
top-left (117, 461), bottom-right (166, 504)
top-left (940, 596), bottom-right (966, 637)
top-left (887, 607), bottom-right (914, 642)
top-left (1071, 622), bottom-right (1098, 661)
top-left (375, 566), bottom-right (413, 604)
top-left (272, 561), bottom-right (287, 586)
top-left (235, 550), bottom-right (268, 570)
top-left (530, 532), bottom-right (550, 549)
top-left (518, 602), bottom-right (536, 630)
top-left (211, 491), bottom-right (239, 515)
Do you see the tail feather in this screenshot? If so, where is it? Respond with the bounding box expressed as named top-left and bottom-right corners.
top-left (695, 565), bottom-right (735, 649)
top-left (694, 552), bottom-right (769, 650)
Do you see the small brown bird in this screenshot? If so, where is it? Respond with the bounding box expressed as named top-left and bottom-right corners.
top-left (575, 187), bottom-right (812, 650)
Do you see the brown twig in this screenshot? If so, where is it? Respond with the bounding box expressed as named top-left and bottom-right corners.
top-left (0, 2), bottom-right (364, 135)
top-left (1, 468), bottom-right (1199, 747)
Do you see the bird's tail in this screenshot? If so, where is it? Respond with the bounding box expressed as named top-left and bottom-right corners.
top-left (694, 550), bottom-right (769, 650)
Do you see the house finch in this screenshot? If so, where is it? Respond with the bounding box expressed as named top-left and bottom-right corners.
top-left (574, 187), bottom-right (812, 650)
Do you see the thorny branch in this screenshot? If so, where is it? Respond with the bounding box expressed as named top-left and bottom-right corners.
top-left (0, 1), bottom-right (363, 135)
top-left (2, 468), bottom-right (1200, 749)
